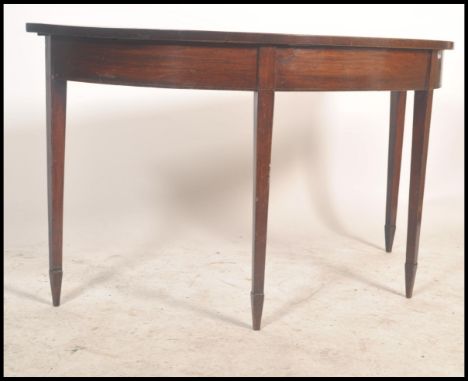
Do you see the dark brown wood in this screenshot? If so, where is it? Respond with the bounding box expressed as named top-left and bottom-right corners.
top-left (46, 36), bottom-right (67, 306)
top-left (47, 36), bottom-right (442, 92)
top-left (27, 24), bottom-right (453, 330)
top-left (276, 48), bottom-right (431, 91)
top-left (251, 47), bottom-right (276, 330)
top-left (405, 90), bottom-right (433, 298)
top-left (385, 91), bottom-right (407, 252)
top-left (428, 50), bottom-right (444, 89)
top-left (406, 50), bottom-right (439, 298)
top-left (26, 23), bottom-right (453, 50)
top-left (52, 37), bottom-right (258, 90)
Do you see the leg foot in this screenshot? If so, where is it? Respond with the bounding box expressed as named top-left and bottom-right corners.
top-left (49, 268), bottom-right (63, 306)
top-left (405, 263), bottom-right (417, 298)
top-left (385, 224), bottom-right (396, 253)
top-left (251, 292), bottom-right (264, 330)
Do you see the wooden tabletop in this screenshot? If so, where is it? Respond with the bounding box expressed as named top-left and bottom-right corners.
top-left (26, 23), bottom-right (453, 50)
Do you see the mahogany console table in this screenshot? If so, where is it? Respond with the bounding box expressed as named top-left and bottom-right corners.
top-left (26, 23), bottom-right (453, 330)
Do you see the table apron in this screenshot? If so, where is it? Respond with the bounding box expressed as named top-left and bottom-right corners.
top-left (276, 47), bottom-right (439, 91)
top-left (50, 37), bottom-right (441, 91)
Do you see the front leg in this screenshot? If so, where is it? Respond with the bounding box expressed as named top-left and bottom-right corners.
top-left (405, 90), bottom-right (433, 298)
top-left (251, 47), bottom-right (276, 330)
top-left (251, 89), bottom-right (274, 330)
top-left (46, 36), bottom-right (67, 306)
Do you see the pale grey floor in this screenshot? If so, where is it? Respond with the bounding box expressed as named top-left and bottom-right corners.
top-left (4, 93), bottom-right (464, 376)
top-left (4, 197), bottom-right (464, 377)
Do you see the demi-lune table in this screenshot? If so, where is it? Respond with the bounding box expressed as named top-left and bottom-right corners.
top-left (26, 23), bottom-right (453, 330)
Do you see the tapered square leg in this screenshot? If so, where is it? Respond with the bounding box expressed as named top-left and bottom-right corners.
top-left (385, 91), bottom-right (407, 252)
top-left (251, 89), bottom-right (274, 330)
top-left (405, 90), bottom-right (433, 298)
top-left (46, 36), bottom-right (67, 306)
top-left (251, 47), bottom-right (276, 331)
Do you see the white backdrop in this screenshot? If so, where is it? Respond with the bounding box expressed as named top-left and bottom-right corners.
top-left (4, 5), bottom-right (465, 377)
top-left (5, 4), bottom-right (464, 254)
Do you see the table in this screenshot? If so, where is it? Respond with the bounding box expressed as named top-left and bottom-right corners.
top-left (26, 23), bottom-right (453, 330)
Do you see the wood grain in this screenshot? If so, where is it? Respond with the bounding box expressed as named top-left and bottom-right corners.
top-left (276, 48), bottom-right (432, 91)
top-left (51, 37), bottom-right (258, 90)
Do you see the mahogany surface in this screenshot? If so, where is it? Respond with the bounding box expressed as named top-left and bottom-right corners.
top-left (27, 23), bottom-right (453, 50)
top-left (27, 23), bottom-right (453, 330)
